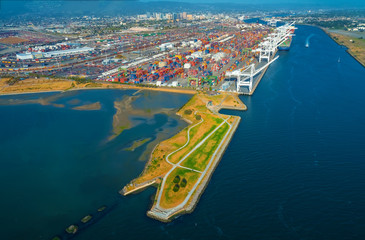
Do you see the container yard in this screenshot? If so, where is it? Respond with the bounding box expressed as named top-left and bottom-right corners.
top-left (1, 17), bottom-right (295, 95)
top-left (96, 22), bottom-right (273, 94)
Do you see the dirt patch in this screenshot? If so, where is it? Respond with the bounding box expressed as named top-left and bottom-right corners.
top-left (0, 78), bottom-right (74, 94)
top-left (0, 36), bottom-right (29, 45)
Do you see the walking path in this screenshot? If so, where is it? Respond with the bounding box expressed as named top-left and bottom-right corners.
top-left (164, 115), bottom-right (204, 174)
top-left (149, 109), bottom-right (232, 220)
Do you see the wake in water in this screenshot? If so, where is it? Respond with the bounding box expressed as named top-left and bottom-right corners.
top-left (305, 34), bottom-right (315, 48)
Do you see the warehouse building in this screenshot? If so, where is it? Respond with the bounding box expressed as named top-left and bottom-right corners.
top-left (16, 47), bottom-right (94, 60)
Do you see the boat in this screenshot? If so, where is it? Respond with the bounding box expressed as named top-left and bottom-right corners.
top-left (278, 37), bottom-right (292, 51)
top-left (305, 43), bottom-right (309, 48)
top-left (338, 57), bottom-right (341, 63)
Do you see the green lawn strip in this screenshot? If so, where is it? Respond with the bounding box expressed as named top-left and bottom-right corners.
top-left (169, 122), bottom-right (218, 164)
top-left (181, 122), bottom-right (229, 172)
top-left (162, 167), bottom-right (201, 205)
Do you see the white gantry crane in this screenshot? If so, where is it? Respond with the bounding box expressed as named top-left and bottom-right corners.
top-left (254, 21), bottom-right (296, 62)
top-left (226, 56), bottom-right (279, 92)
top-left (226, 22), bottom-right (296, 93)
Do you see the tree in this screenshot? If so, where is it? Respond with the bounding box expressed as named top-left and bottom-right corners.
top-left (184, 109), bottom-right (192, 115)
top-left (173, 175), bottom-right (180, 183)
top-left (180, 178), bottom-right (187, 188)
top-left (173, 184), bottom-right (180, 192)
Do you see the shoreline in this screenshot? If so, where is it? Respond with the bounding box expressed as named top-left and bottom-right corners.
top-left (0, 90), bottom-right (63, 97)
top-left (249, 50), bottom-right (277, 96)
top-left (0, 84), bottom-right (197, 97)
top-left (319, 26), bottom-right (365, 68)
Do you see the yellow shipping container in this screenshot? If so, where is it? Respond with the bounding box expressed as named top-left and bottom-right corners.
top-left (158, 61), bottom-right (167, 68)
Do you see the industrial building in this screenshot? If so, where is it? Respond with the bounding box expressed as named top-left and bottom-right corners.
top-left (16, 47), bottom-right (94, 60)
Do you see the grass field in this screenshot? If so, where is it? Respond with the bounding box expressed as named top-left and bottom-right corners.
top-left (181, 122), bottom-right (229, 172)
top-left (221, 94), bottom-right (241, 107)
top-left (160, 168), bottom-right (201, 209)
top-left (169, 118), bottom-right (218, 164)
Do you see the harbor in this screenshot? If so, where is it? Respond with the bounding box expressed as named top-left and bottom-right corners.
top-left (1, 22), bottom-right (365, 240)
top-left (1, 20), bottom-right (296, 97)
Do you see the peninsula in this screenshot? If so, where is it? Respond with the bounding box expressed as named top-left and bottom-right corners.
top-left (121, 92), bottom-right (246, 222)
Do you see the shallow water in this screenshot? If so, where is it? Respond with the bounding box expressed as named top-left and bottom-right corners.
top-left (0, 89), bottom-right (191, 239)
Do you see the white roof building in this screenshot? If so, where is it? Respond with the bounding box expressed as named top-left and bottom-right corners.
top-left (190, 51), bottom-right (203, 58)
top-left (16, 53), bottom-right (33, 60)
top-left (16, 47), bottom-right (94, 60)
top-left (43, 47), bottom-right (94, 58)
top-left (212, 52), bottom-right (226, 61)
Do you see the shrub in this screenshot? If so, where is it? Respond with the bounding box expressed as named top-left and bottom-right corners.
top-left (173, 175), bottom-right (180, 183)
top-left (184, 109), bottom-right (192, 115)
top-left (195, 115), bottom-right (201, 120)
top-left (173, 184), bottom-right (180, 192)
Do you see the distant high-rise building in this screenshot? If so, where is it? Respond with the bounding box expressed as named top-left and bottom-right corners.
top-left (182, 12), bottom-right (187, 19)
top-left (137, 14), bottom-right (147, 20)
top-left (153, 12), bottom-right (162, 20)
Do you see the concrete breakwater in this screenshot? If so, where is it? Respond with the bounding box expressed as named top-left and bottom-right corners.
top-left (121, 178), bottom-right (158, 196)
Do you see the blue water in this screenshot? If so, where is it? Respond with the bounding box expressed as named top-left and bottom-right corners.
top-left (0, 89), bottom-right (191, 239)
top-left (1, 24), bottom-right (365, 240)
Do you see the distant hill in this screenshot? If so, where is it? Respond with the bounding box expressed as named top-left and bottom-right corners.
top-left (0, 1), bottom-right (256, 17)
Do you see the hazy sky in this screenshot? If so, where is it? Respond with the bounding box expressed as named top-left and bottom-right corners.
top-left (143, 0), bottom-right (364, 7)
top-left (2, 0), bottom-right (364, 7)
